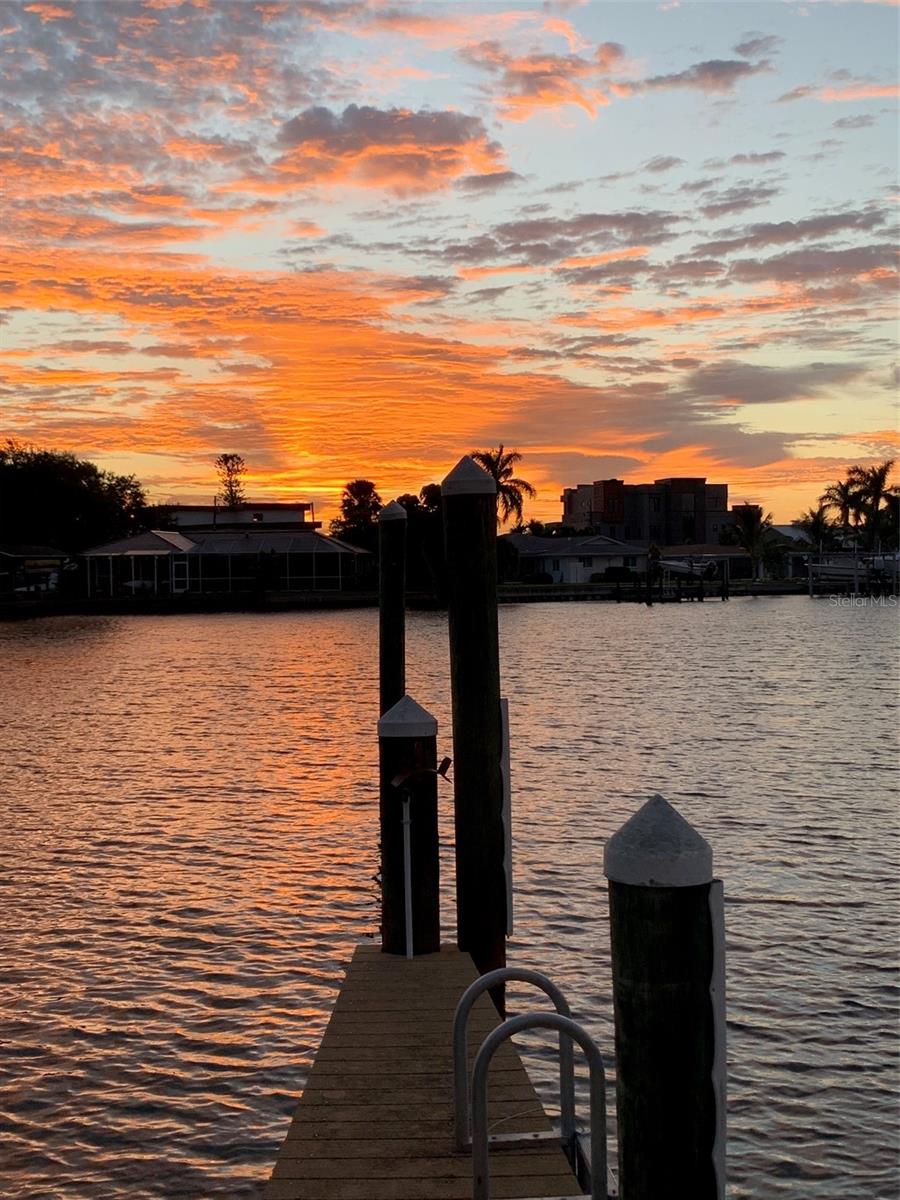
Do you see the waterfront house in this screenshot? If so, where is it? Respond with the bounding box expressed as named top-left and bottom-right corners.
top-left (167, 501), bottom-right (320, 531)
top-left (81, 525), bottom-right (368, 597)
top-left (504, 532), bottom-right (648, 584)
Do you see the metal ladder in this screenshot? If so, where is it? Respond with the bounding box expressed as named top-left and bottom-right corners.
top-left (452, 967), bottom-right (609, 1200)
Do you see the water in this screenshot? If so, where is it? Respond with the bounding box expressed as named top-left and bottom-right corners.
top-left (1, 598), bottom-right (897, 1198)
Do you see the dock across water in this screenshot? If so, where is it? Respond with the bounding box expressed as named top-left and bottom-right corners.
top-left (264, 943), bottom-right (582, 1200)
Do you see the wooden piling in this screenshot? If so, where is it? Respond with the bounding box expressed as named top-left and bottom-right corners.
top-left (441, 457), bottom-right (506, 984)
top-left (379, 500), bottom-right (407, 716)
top-left (378, 696), bottom-right (440, 956)
top-left (604, 794), bottom-right (726, 1200)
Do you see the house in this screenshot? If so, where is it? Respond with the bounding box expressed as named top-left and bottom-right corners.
top-left (505, 533), bottom-right (648, 584)
top-left (167, 501), bottom-right (320, 530)
top-left (81, 520), bottom-right (368, 597)
top-left (771, 525), bottom-right (813, 577)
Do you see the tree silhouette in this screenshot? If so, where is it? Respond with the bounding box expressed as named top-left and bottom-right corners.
top-left (0, 440), bottom-right (150, 552)
top-left (215, 453), bottom-right (246, 509)
top-left (388, 484), bottom-right (445, 597)
top-left (419, 483), bottom-right (442, 514)
top-left (331, 479), bottom-right (382, 549)
top-left (793, 504), bottom-right (837, 553)
top-left (722, 504), bottom-right (775, 579)
top-left (819, 460), bottom-right (898, 551)
top-left (470, 444), bottom-right (536, 527)
top-left (820, 475), bottom-right (862, 546)
top-left (395, 493), bottom-right (422, 516)
top-left (847, 459), bottom-right (896, 552)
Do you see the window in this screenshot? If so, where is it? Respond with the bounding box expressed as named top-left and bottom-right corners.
top-left (552, 559), bottom-right (560, 571)
top-left (624, 557), bottom-right (636, 567)
top-left (578, 556), bottom-right (593, 567)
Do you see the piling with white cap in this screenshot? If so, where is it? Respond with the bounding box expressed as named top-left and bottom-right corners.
top-left (604, 794), bottom-right (726, 1200)
top-left (441, 456), bottom-right (507, 994)
top-left (377, 695), bottom-right (440, 955)
top-left (378, 499), bottom-right (407, 716)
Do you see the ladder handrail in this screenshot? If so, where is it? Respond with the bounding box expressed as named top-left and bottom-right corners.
top-left (452, 967), bottom-right (575, 1152)
top-left (471, 1011), bottom-right (608, 1200)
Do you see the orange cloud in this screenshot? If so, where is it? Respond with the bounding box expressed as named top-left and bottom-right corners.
top-left (262, 104), bottom-right (506, 195)
top-left (3, 0), bottom-right (895, 526)
top-left (818, 83), bottom-right (900, 101)
top-left (458, 263), bottom-right (540, 280)
top-left (559, 246), bottom-right (651, 269)
top-left (2, 240), bottom-right (805, 518)
top-left (22, 3), bottom-right (72, 21)
top-left (461, 40), bottom-right (625, 120)
top-left (287, 219), bottom-right (327, 237)
top-left (779, 79), bottom-right (899, 103)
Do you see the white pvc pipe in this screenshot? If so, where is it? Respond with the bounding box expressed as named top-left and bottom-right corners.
top-left (402, 795), bottom-right (413, 959)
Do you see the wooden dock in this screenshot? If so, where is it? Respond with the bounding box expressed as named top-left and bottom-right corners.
top-left (264, 943), bottom-right (582, 1200)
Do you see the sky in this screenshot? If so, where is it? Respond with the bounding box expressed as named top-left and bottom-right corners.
top-left (1, 0), bottom-right (898, 524)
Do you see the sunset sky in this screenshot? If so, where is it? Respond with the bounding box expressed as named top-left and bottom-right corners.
top-left (2, 0), bottom-right (897, 523)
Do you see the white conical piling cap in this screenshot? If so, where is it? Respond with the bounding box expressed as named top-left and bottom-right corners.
top-left (377, 694), bottom-right (438, 738)
top-left (604, 794), bottom-right (713, 887)
top-left (379, 500), bottom-right (407, 522)
top-left (441, 456), bottom-right (496, 496)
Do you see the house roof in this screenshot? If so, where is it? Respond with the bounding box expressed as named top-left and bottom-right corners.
top-left (505, 532), bottom-right (646, 558)
top-left (83, 530), bottom-right (195, 556)
top-left (661, 544), bottom-right (750, 557)
top-left (0, 544), bottom-right (67, 558)
top-left (82, 529), bottom-right (367, 556)
top-left (186, 531), bottom-right (366, 555)
top-left (772, 524), bottom-right (809, 544)
top-left (171, 501), bottom-right (312, 512)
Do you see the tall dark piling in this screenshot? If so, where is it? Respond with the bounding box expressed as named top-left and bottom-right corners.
top-left (441, 456), bottom-right (506, 982)
top-left (604, 794), bottom-right (726, 1200)
top-left (379, 499), bottom-right (407, 716)
top-left (377, 695), bottom-right (440, 956)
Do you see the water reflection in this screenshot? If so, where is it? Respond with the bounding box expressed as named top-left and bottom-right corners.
top-left (1, 599), bottom-right (897, 1198)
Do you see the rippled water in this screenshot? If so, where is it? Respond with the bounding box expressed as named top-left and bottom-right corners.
top-left (1, 598), bottom-right (897, 1199)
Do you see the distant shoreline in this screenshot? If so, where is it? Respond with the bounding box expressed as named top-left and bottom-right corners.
top-left (0, 581), bottom-right (810, 621)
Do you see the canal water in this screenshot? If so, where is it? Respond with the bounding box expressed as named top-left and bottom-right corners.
top-left (1, 597), bottom-right (897, 1198)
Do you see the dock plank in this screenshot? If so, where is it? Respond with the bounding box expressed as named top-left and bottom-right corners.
top-left (264, 944), bottom-right (582, 1200)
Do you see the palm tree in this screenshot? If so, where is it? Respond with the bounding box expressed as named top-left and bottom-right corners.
top-left (820, 475), bottom-right (863, 548)
top-left (847, 459), bottom-right (896, 552)
top-left (725, 504), bottom-right (774, 579)
top-left (793, 504), bottom-right (836, 554)
top-left (330, 479), bottom-right (382, 550)
top-left (470, 444), bottom-right (536, 527)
